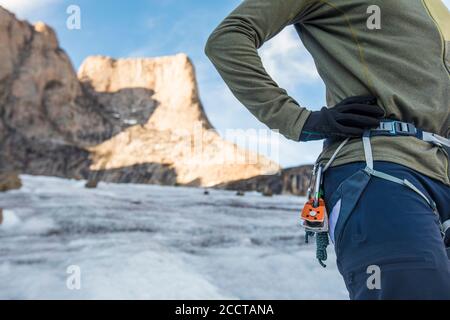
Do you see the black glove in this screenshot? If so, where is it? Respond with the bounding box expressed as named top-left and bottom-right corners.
top-left (300, 96), bottom-right (385, 141)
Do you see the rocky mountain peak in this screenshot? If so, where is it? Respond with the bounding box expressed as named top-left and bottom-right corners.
top-left (0, 7), bottom-right (279, 188)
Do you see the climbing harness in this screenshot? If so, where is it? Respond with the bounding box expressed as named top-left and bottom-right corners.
top-left (300, 120), bottom-right (450, 267)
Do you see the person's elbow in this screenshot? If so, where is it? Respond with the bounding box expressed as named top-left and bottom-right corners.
top-left (204, 31), bottom-right (223, 62)
top-left (206, 17), bottom-right (257, 61)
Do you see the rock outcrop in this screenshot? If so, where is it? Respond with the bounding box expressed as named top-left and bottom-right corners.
top-left (0, 7), bottom-right (279, 187)
top-left (79, 55), bottom-right (279, 186)
top-left (217, 165), bottom-right (313, 196)
top-left (0, 172), bottom-right (22, 192)
top-left (0, 7), bottom-right (112, 180)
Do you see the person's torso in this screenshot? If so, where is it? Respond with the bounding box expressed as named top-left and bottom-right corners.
top-left (295, 0), bottom-right (450, 137)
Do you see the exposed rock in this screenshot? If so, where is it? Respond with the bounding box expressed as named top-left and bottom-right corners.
top-left (79, 55), bottom-right (280, 186)
top-left (0, 9), bottom-right (112, 147)
top-left (0, 7), bottom-right (113, 180)
top-left (90, 163), bottom-right (177, 185)
top-left (0, 208), bottom-right (3, 225)
top-left (282, 166), bottom-right (314, 195)
top-left (0, 7), bottom-right (279, 187)
top-left (218, 165), bottom-right (313, 196)
top-left (262, 187), bottom-right (273, 197)
top-left (0, 172), bottom-right (22, 192)
top-left (85, 179), bottom-right (99, 189)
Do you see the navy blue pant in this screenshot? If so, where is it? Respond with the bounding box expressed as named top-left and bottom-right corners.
top-left (323, 161), bottom-right (450, 300)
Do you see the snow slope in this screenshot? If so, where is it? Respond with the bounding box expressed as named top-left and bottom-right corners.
top-left (0, 176), bottom-right (347, 300)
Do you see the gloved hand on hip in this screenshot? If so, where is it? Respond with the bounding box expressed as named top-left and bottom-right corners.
top-left (300, 96), bottom-right (385, 141)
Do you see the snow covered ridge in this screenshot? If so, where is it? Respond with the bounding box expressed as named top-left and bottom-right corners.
top-left (0, 175), bottom-right (347, 300)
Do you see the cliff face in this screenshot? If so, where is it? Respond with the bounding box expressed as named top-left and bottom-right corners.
top-left (0, 172), bottom-right (21, 192)
top-left (0, 7), bottom-right (279, 188)
top-left (0, 8), bottom-right (112, 180)
top-left (217, 165), bottom-right (313, 196)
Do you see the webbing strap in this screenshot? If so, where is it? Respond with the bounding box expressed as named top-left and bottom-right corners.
top-left (364, 167), bottom-right (436, 211)
top-left (362, 130), bottom-right (437, 212)
top-left (422, 132), bottom-right (450, 148)
top-left (323, 138), bottom-right (350, 173)
top-left (322, 131), bottom-right (438, 212)
top-left (363, 131), bottom-right (374, 170)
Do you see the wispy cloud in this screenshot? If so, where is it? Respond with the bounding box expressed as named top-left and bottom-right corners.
top-left (0, 0), bottom-right (60, 17)
top-left (259, 27), bottom-right (321, 91)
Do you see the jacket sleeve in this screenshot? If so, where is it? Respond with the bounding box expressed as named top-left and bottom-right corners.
top-left (205, 0), bottom-right (311, 141)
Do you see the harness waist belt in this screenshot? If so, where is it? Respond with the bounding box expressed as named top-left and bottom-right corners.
top-left (371, 120), bottom-right (450, 149)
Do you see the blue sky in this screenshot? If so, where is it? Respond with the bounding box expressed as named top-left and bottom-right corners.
top-left (1, 0), bottom-right (449, 168)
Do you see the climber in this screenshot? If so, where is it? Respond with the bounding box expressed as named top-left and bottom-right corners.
top-left (205, 0), bottom-right (450, 300)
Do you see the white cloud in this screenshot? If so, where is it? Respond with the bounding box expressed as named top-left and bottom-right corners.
top-left (0, 0), bottom-right (60, 17)
top-left (259, 27), bottom-right (321, 91)
top-left (444, 0), bottom-right (450, 9)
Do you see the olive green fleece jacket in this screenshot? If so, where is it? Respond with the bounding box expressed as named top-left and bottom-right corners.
top-left (205, 0), bottom-right (450, 185)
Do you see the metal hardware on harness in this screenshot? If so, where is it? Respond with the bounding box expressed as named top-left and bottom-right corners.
top-left (372, 120), bottom-right (450, 149)
top-left (305, 163), bottom-right (318, 201)
top-left (300, 138), bottom-right (350, 235)
top-left (376, 120), bottom-right (417, 136)
top-left (422, 132), bottom-right (450, 149)
top-left (443, 220), bottom-right (450, 244)
top-left (300, 139), bottom-right (350, 267)
top-left (301, 165), bottom-right (329, 233)
top-left (443, 220), bottom-right (450, 259)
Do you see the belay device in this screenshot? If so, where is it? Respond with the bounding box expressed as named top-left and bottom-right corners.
top-left (301, 164), bottom-right (328, 233)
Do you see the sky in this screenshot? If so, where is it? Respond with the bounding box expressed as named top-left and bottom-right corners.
top-left (1, 0), bottom-right (449, 168)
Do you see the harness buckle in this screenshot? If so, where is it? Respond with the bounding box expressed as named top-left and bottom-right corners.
top-left (443, 220), bottom-right (450, 245)
top-left (442, 220), bottom-right (450, 259)
top-left (378, 121), bottom-right (417, 136)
